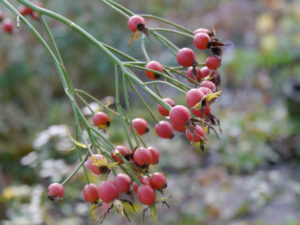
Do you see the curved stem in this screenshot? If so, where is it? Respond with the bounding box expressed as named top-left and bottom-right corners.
top-left (140, 14), bottom-right (193, 35)
top-left (149, 27), bottom-right (193, 38)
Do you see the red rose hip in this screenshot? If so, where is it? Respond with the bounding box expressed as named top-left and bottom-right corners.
top-left (200, 80), bottom-right (217, 92)
top-left (128, 15), bottom-right (146, 32)
top-left (48, 183), bottom-right (64, 199)
top-left (191, 105), bottom-right (211, 117)
top-left (155, 121), bottom-right (174, 139)
top-left (186, 67), bottom-right (202, 83)
top-left (169, 105), bottom-right (191, 126)
top-left (92, 112), bottom-right (109, 127)
top-left (111, 145), bottom-right (131, 164)
top-left (83, 184), bottom-right (99, 202)
top-left (132, 118), bottom-right (149, 135)
top-left (172, 122), bottom-right (186, 132)
top-left (194, 33), bottom-right (210, 50)
top-left (85, 154), bottom-right (107, 175)
top-left (185, 88), bottom-right (205, 108)
top-left (148, 146), bottom-right (159, 164)
top-left (206, 56), bottom-right (221, 70)
top-left (137, 185), bottom-right (156, 205)
top-left (2, 19), bottom-right (13, 34)
top-left (145, 61), bottom-right (164, 80)
top-left (194, 28), bottom-right (211, 35)
top-left (97, 181), bottom-right (119, 203)
top-left (114, 173), bottom-right (131, 193)
top-left (133, 147), bottom-right (152, 167)
top-left (157, 98), bottom-right (175, 116)
top-left (176, 48), bottom-right (196, 67)
top-left (150, 173), bottom-right (167, 189)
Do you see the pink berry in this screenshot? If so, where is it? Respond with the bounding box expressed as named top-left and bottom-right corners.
top-left (185, 88), bottom-right (205, 108)
top-left (194, 33), bottom-right (210, 50)
top-left (2, 19), bottom-right (13, 34)
top-left (198, 87), bottom-right (212, 95)
top-left (128, 15), bottom-right (146, 32)
top-left (169, 105), bottom-right (191, 126)
top-left (114, 173), bottom-right (131, 193)
top-left (206, 56), bottom-right (221, 70)
top-left (145, 61), bottom-right (164, 80)
top-left (200, 80), bottom-right (216, 92)
top-left (98, 181), bottom-right (119, 203)
top-left (172, 122), bottom-right (186, 132)
top-left (148, 146), bottom-right (159, 164)
top-left (186, 67), bottom-right (202, 83)
top-left (176, 48), bottom-right (196, 67)
top-left (150, 173), bottom-right (167, 189)
top-left (92, 112), bottom-right (109, 127)
top-left (155, 121), bottom-right (174, 139)
top-left (200, 66), bottom-right (212, 78)
top-left (86, 154), bottom-right (107, 175)
top-left (186, 125), bottom-right (205, 142)
top-left (137, 185), bottom-right (156, 205)
top-left (111, 145), bottom-right (131, 164)
top-left (157, 98), bottom-right (175, 116)
top-left (19, 6), bottom-right (33, 15)
top-left (83, 184), bottom-right (99, 202)
top-left (191, 105), bottom-right (211, 117)
top-left (194, 28), bottom-right (211, 35)
top-left (48, 183), bottom-right (64, 199)
top-left (133, 147), bottom-right (152, 167)
top-left (132, 118), bottom-right (149, 135)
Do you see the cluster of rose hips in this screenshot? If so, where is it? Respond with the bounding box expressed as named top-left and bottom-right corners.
top-left (46, 12), bottom-right (225, 223)
top-left (48, 144), bottom-right (167, 217)
top-left (0, 3), bottom-right (42, 34)
top-left (127, 15), bottom-right (223, 149)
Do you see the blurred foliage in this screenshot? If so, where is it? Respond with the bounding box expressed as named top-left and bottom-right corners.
top-left (1, 0), bottom-right (300, 224)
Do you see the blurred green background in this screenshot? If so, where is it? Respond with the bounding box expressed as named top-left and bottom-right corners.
top-left (0, 0), bottom-right (300, 224)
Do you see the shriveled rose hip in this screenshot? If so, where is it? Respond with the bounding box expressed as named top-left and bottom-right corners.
top-left (176, 48), bottom-right (196, 67)
top-left (128, 15), bottom-right (146, 32)
top-left (186, 125), bottom-right (205, 142)
top-left (83, 184), bottom-right (99, 202)
top-left (157, 98), bottom-right (175, 116)
top-left (145, 61), bottom-right (164, 80)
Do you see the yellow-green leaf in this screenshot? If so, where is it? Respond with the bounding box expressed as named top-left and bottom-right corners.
top-left (66, 125), bottom-right (87, 148)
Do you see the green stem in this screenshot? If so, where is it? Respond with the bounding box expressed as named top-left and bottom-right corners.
top-left (150, 27), bottom-right (193, 38)
top-left (144, 81), bottom-right (186, 94)
top-left (128, 79), bottom-right (160, 123)
top-left (140, 14), bottom-right (193, 34)
top-left (141, 34), bottom-right (150, 62)
top-left (61, 152), bottom-right (89, 186)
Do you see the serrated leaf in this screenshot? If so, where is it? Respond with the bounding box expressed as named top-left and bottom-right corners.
top-left (66, 125), bottom-right (87, 149)
top-left (150, 204), bottom-right (158, 225)
top-left (128, 31), bottom-right (141, 47)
